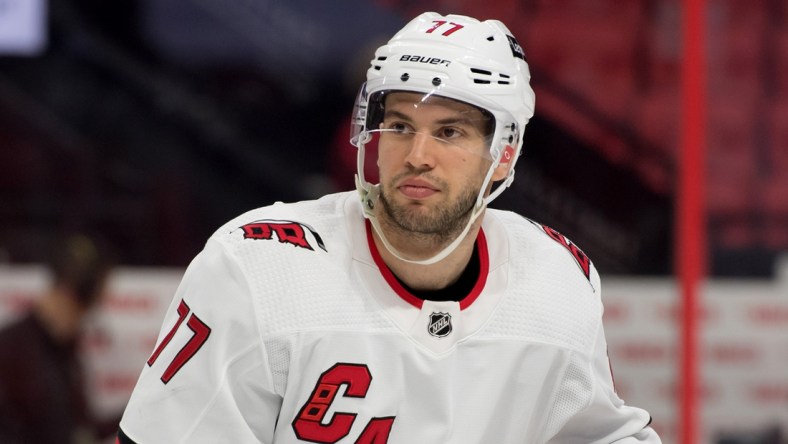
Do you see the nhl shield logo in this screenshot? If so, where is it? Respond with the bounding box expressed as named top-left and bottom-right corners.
top-left (428, 312), bottom-right (452, 338)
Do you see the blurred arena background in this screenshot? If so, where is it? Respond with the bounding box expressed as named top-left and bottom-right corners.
top-left (0, 0), bottom-right (786, 443)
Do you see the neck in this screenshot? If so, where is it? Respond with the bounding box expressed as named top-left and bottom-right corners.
top-left (370, 216), bottom-right (483, 291)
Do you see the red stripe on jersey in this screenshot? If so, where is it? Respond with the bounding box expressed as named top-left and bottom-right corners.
top-left (365, 220), bottom-right (489, 310)
top-left (459, 228), bottom-right (488, 310)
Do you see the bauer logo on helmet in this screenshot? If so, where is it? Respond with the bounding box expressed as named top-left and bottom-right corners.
top-left (399, 54), bottom-right (451, 66)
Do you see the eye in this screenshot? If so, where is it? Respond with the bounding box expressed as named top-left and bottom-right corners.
top-left (383, 121), bottom-right (412, 134)
top-left (437, 127), bottom-right (464, 140)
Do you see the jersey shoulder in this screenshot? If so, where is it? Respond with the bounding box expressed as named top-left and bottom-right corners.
top-left (484, 209), bottom-right (603, 354)
top-left (488, 209), bottom-right (599, 290)
top-left (210, 191), bottom-right (352, 256)
top-left (199, 192), bottom-right (383, 336)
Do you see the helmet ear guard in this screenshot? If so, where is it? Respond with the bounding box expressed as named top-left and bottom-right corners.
top-left (495, 122), bottom-right (521, 186)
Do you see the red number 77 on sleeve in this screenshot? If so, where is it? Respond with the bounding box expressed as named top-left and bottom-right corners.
top-left (146, 299), bottom-right (212, 384)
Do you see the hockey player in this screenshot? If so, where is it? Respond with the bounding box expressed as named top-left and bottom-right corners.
top-left (118, 12), bottom-right (661, 443)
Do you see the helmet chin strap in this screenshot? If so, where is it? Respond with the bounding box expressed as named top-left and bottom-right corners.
top-left (355, 139), bottom-right (504, 265)
top-left (355, 177), bottom-right (485, 265)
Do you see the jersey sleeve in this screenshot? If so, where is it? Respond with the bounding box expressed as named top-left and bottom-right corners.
top-left (546, 297), bottom-right (662, 443)
top-left (118, 238), bottom-right (281, 444)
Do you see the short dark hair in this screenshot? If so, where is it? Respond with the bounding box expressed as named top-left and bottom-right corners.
top-left (48, 234), bottom-right (114, 308)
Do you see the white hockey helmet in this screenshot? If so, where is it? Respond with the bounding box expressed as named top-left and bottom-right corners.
top-left (351, 12), bottom-right (535, 190)
top-left (350, 12), bottom-right (536, 264)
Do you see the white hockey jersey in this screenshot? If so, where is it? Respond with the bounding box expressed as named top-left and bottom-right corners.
top-left (119, 191), bottom-right (660, 443)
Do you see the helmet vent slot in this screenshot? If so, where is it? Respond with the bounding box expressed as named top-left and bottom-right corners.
top-left (471, 67), bottom-right (504, 85)
top-left (372, 56), bottom-right (386, 71)
top-left (469, 68), bottom-right (513, 85)
top-left (471, 68), bottom-right (491, 84)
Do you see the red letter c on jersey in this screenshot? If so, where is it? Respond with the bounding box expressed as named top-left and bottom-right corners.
top-left (292, 363), bottom-right (373, 443)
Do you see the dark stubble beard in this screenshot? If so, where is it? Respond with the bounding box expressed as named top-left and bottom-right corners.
top-left (378, 171), bottom-right (480, 245)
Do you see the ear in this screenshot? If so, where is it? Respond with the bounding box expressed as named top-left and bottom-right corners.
top-left (491, 145), bottom-right (515, 181)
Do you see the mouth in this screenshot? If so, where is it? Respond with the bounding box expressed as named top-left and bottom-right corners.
top-left (397, 178), bottom-right (439, 200)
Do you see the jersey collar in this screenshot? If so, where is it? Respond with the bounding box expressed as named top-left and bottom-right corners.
top-left (365, 220), bottom-right (489, 310)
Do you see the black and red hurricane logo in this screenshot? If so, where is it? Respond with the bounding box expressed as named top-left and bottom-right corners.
top-left (428, 312), bottom-right (452, 338)
top-left (239, 220), bottom-right (327, 252)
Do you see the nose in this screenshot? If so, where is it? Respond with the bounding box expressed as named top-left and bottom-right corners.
top-left (403, 132), bottom-right (438, 169)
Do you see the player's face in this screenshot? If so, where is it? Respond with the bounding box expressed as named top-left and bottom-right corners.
top-left (374, 92), bottom-right (494, 236)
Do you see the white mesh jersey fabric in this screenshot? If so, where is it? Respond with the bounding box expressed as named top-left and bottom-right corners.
top-left (119, 191), bottom-right (659, 444)
top-left (213, 194), bottom-right (396, 338)
top-left (478, 209), bottom-right (602, 353)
